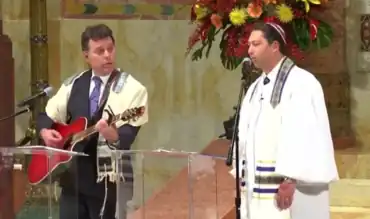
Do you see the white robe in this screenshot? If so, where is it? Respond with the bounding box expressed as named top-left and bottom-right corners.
top-left (231, 59), bottom-right (339, 219)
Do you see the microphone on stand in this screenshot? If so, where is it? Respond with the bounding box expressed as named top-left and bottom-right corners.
top-left (16, 86), bottom-right (53, 108)
top-left (223, 57), bottom-right (253, 219)
top-left (241, 57), bottom-right (252, 80)
top-left (0, 85), bottom-right (53, 123)
top-left (219, 58), bottom-right (253, 140)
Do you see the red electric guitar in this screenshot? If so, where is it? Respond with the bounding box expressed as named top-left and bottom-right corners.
top-left (27, 106), bottom-right (145, 185)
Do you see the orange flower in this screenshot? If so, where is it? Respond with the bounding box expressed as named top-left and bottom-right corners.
top-left (247, 3), bottom-right (263, 18)
top-left (263, 0), bottom-right (277, 4)
top-left (211, 14), bottom-right (222, 28)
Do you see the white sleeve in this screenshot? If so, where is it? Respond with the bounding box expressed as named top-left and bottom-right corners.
top-left (275, 75), bottom-right (339, 183)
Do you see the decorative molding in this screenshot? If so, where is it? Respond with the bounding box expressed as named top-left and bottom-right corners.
top-left (30, 35), bottom-right (48, 44)
top-left (315, 73), bottom-right (352, 141)
top-left (360, 14), bottom-right (370, 52)
top-left (61, 0), bottom-right (192, 20)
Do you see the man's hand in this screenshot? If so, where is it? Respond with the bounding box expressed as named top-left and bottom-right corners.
top-left (275, 179), bottom-right (296, 210)
top-left (40, 129), bottom-right (63, 147)
top-left (95, 119), bottom-right (119, 143)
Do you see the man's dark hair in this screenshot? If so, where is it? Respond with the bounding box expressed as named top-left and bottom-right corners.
top-left (252, 22), bottom-right (286, 54)
top-left (81, 24), bottom-right (115, 51)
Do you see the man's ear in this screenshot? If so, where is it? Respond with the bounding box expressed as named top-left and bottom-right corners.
top-left (271, 41), bottom-right (280, 53)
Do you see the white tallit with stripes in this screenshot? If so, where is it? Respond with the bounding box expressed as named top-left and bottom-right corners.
top-left (45, 69), bottom-right (149, 218)
top-left (232, 57), bottom-right (338, 219)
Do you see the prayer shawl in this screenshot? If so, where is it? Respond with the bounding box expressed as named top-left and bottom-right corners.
top-left (231, 57), bottom-right (338, 219)
top-left (44, 69), bottom-right (149, 215)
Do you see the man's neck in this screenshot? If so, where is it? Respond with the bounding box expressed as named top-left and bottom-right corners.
top-left (262, 55), bottom-right (284, 74)
top-left (92, 70), bottom-right (112, 77)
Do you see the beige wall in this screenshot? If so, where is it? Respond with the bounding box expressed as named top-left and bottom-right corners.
top-left (347, 0), bottom-right (370, 148)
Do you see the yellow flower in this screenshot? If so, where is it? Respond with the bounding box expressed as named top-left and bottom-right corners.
top-left (276, 4), bottom-right (294, 23)
top-left (229, 8), bottom-right (248, 26)
top-left (194, 4), bottom-right (208, 20)
top-left (297, 0), bottom-right (321, 13)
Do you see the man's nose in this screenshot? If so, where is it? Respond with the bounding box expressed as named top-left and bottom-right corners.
top-left (103, 50), bottom-right (111, 58)
top-left (248, 48), bottom-right (253, 56)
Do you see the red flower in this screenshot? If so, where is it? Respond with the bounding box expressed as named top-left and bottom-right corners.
top-left (211, 14), bottom-right (223, 28)
top-left (309, 18), bottom-right (320, 40)
top-left (263, 16), bottom-right (280, 24)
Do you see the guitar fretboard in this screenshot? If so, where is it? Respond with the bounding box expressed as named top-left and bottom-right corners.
top-left (71, 107), bottom-right (143, 143)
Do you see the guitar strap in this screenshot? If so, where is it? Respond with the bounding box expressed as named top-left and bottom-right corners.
top-left (91, 69), bottom-right (120, 122)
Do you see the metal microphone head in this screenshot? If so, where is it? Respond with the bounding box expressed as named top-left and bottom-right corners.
top-left (43, 86), bottom-right (53, 97)
top-left (243, 57), bottom-right (252, 65)
top-left (241, 57), bottom-right (252, 79)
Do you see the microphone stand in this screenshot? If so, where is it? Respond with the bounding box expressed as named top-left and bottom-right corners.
top-left (0, 107), bottom-right (31, 122)
top-left (225, 78), bottom-right (247, 219)
top-left (0, 106), bottom-right (36, 146)
top-left (16, 126), bottom-right (36, 146)
top-left (225, 60), bottom-right (254, 219)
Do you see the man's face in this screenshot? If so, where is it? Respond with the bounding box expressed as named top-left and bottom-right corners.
top-left (84, 37), bottom-right (116, 75)
top-left (248, 30), bottom-right (278, 69)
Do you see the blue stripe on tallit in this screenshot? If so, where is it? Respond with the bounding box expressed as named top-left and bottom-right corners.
top-left (256, 166), bottom-right (275, 172)
top-left (253, 188), bottom-right (279, 194)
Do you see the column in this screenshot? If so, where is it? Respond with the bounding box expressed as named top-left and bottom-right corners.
top-left (0, 0), bottom-right (16, 218)
top-left (29, 0), bottom-right (48, 137)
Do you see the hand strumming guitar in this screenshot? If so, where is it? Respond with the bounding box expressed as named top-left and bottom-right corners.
top-left (95, 119), bottom-right (119, 143)
top-left (40, 129), bottom-right (63, 147)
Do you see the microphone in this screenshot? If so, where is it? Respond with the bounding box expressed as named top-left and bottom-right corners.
top-left (242, 57), bottom-right (252, 79)
top-left (17, 86), bottom-right (53, 108)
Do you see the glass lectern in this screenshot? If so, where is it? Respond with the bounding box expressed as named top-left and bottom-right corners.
top-left (0, 146), bottom-right (87, 219)
top-left (0, 147), bottom-right (229, 219)
top-left (112, 149), bottom-right (227, 219)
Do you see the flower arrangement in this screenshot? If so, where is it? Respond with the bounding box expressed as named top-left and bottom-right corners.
top-left (187, 0), bottom-right (333, 70)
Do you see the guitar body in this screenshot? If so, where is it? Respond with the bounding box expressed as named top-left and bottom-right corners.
top-left (27, 106), bottom-right (145, 185)
top-left (27, 117), bottom-right (88, 185)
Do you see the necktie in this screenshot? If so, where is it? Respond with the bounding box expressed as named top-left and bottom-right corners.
top-left (263, 77), bottom-right (270, 85)
top-left (90, 76), bottom-right (102, 116)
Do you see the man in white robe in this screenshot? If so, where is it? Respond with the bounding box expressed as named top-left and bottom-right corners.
top-left (230, 22), bottom-right (339, 219)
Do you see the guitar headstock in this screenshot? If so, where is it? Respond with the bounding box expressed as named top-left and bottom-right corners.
top-left (120, 106), bottom-right (145, 122)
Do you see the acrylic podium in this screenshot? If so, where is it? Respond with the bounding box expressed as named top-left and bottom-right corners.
top-left (0, 146), bottom-right (87, 219)
top-left (112, 149), bottom-right (231, 219)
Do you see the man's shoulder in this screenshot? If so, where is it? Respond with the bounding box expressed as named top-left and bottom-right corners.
top-left (291, 66), bottom-right (319, 83)
top-left (247, 76), bottom-right (262, 91)
top-left (62, 69), bottom-right (90, 86)
top-left (125, 73), bottom-right (146, 91)
top-left (290, 66), bottom-right (322, 91)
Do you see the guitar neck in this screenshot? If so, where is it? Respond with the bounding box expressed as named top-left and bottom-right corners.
top-left (74, 114), bottom-right (121, 140)
top-left (70, 106), bottom-right (143, 143)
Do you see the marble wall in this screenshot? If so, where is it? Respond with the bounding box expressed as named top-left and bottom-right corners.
top-left (347, 0), bottom-right (370, 148)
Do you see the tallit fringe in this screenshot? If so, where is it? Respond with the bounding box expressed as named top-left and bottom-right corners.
top-left (97, 140), bottom-right (125, 218)
top-left (97, 160), bottom-right (125, 183)
top-left (98, 163), bottom-right (125, 218)
top-left (97, 172), bottom-right (125, 183)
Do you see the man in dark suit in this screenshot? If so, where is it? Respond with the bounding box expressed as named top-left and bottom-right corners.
top-left (37, 24), bottom-right (148, 219)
